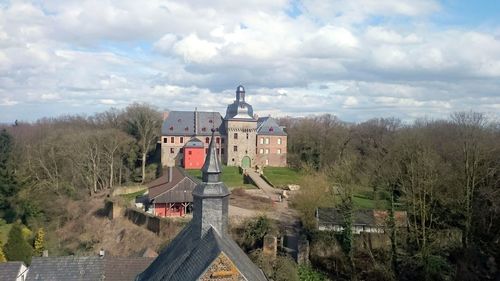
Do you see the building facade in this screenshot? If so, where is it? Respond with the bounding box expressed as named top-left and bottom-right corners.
top-left (160, 85), bottom-right (287, 169)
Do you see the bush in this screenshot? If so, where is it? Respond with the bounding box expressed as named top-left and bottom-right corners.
top-left (298, 265), bottom-right (328, 281)
top-left (4, 223), bottom-right (33, 264)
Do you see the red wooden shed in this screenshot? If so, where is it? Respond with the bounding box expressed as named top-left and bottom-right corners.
top-left (183, 138), bottom-right (205, 169)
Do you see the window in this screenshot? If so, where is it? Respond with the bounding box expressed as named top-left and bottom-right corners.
top-left (205, 137), bottom-right (210, 144)
top-left (259, 148), bottom-right (264, 154)
top-left (265, 138), bottom-right (269, 144)
top-left (184, 127), bottom-right (189, 131)
top-left (221, 138), bottom-right (225, 144)
top-left (233, 146), bottom-right (238, 152)
top-left (265, 148), bottom-right (269, 154)
top-left (180, 148), bottom-right (183, 153)
top-left (277, 149), bottom-right (281, 154)
top-left (234, 133), bottom-right (238, 139)
top-left (170, 137), bottom-right (174, 143)
top-left (277, 138), bottom-right (282, 145)
top-left (265, 159), bottom-right (269, 165)
top-left (217, 148), bottom-right (220, 154)
top-left (205, 148), bottom-right (208, 154)
top-left (180, 137), bottom-right (184, 143)
top-left (260, 138), bottom-right (264, 144)
top-left (246, 133), bottom-right (249, 139)
top-left (170, 148), bottom-right (174, 154)
top-left (221, 148), bottom-right (225, 154)
top-left (216, 137), bottom-right (220, 144)
top-left (202, 127), bottom-right (206, 132)
top-left (163, 138), bottom-right (167, 143)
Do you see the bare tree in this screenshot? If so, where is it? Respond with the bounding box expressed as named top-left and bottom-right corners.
top-left (124, 103), bottom-right (162, 183)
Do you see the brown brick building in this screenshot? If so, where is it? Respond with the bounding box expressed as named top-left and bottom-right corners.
top-left (160, 85), bottom-right (287, 168)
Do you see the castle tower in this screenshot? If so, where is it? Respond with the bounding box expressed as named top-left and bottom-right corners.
top-left (224, 85), bottom-right (257, 168)
top-left (191, 129), bottom-right (230, 238)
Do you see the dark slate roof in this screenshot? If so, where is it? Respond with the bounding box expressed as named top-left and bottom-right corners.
top-left (317, 208), bottom-right (408, 228)
top-left (104, 257), bottom-right (154, 281)
top-left (147, 167), bottom-right (199, 203)
top-left (257, 117), bottom-right (287, 136)
top-left (161, 111), bottom-right (225, 136)
top-left (136, 226), bottom-right (267, 281)
top-left (184, 137), bottom-right (204, 148)
top-left (201, 130), bottom-right (222, 178)
top-left (0, 262), bottom-right (24, 281)
top-left (27, 256), bottom-right (104, 281)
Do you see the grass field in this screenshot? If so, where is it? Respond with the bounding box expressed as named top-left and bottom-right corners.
top-left (120, 189), bottom-right (147, 202)
top-left (186, 166), bottom-right (256, 189)
top-left (262, 167), bottom-right (302, 187)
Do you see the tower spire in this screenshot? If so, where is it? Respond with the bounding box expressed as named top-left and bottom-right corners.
top-left (201, 129), bottom-right (222, 182)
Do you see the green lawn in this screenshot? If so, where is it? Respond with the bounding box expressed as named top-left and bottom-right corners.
top-left (262, 167), bottom-right (302, 187)
top-left (186, 166), bottom-right (256, 189)
top-left (119, 189), bottom-right (147, 202)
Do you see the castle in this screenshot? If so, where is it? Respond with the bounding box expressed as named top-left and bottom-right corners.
top-left (160, 85), bottom-right (287, 169)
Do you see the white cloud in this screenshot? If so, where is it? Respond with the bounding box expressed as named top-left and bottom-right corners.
top-left (0, 0), bottom-right (499, 122)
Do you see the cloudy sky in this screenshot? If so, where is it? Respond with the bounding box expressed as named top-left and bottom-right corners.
top-left (0, 0), bottom-right (499, 123)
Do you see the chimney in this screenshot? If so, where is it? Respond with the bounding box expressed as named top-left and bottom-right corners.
top-left (99, 249), bottom-right (105, 257)
top-left (168, 166), bottom-right (173, 183)
top-left (194, 108), bottom-right (198, 135)
top-left (42, 250), bottom-right (48, 257)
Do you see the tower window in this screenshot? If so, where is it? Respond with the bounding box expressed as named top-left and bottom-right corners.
top-left (170, 148), bottom-right (174, 154)
top-left (221, 138), bottom-right (225, 144)
top-left (246, 133), bottom-right (249, 139)
top-left (234, 133), bottom-right (238, 139)
top-left (221, 148), bottom-right (225, 154)
top-left (233, 146), bottom-right (238, 152)
top-left (216, 137), bottom-right (220, 144)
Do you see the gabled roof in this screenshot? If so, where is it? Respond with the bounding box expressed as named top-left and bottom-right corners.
top-left (161, 111), bottom-right (225, 136)
top-left (257, 117), bottom-right (287, 136)
top-left (27, 256), bottom-right (104, 281)
top-left (136, 226), bottom-right (267, 281)
top-left (147, 167), bottom-right (199, 203)
top-left (0, 261), bottom-right (25, 281)
top-left (27, 256), bottom-right (153, 281)
top-left (184, 137), bottom-right (204, 148)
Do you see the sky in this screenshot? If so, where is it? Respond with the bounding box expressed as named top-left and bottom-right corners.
top-left (0, 0), bottom-right (499, 123)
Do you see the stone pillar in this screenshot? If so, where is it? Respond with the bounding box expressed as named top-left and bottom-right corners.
top-left (263, 234), bottom-right (277, 259)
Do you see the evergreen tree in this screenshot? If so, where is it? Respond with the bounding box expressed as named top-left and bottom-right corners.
top-left (0, 129), bottom-right (18, 220)
top-left (4, 223), bottom-right (33, 264)
top-left (33, 228), bottom-right (45, 256)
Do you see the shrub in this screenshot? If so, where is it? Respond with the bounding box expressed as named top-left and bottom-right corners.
top-left (4, 223), bottom-right (33, 264)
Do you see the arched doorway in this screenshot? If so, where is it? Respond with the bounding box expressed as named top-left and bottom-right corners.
top-left (241, 156), bottom-right (251, 169)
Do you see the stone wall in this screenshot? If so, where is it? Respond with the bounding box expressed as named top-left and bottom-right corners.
top-left (225, 120), bottom-right (257, 167)
top-left (255, 135), bottom-right (287, 167)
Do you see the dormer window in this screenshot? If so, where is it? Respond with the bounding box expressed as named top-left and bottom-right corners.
top-left (169, 126), bottom-right (174, 131)
top-left (185, 127), bottom-right (189, 131)
top-left (209, 119), bottom-right (213, 123)
top-left (269, 127), bottom-right (274, 132)
top-left (202, 127), bottom-right (206, 132)
top-left (177, 119), bottom-right (182, 122)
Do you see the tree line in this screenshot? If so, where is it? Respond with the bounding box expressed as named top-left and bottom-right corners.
top-left (0, 103), bottom-right (162, 226)
top-left (284, 112), bottom-right (499, 280)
